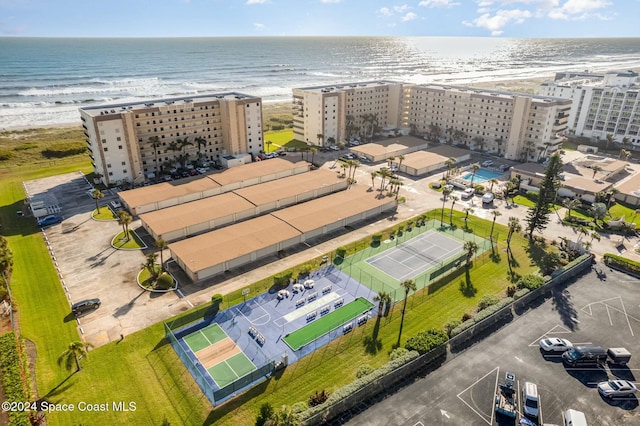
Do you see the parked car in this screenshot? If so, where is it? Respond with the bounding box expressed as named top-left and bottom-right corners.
top-left (71, 298), bottom-right (101, 315)
top-left (359, 155), bottom-right (368, 162)
top-left (482, 192), bottom-right (495, 205)
top-left (498, 164), bottom-right (509, 172)
top-left (461, 188), bottom-right (475, 200)
top-left (482, 160), bottom-right (493, 167)
top-left (597, 380), bottom-right (638, 398)
top-left (443, 184), bottom-right (454, 192)
top-left (37, 215), bottom-right (63, 227)
top-left (390, 165), bottom-right (399, 173)
top-left (564, 409), bottom-right (588, 426)
top-left (110, 200), bottom-right (122, 210)
top-left (522, 382), bottom-right (540, 418)
top-left (562, 345), bottom-right (607, 368)
top-left (539, 337), bottom-right (573, 352)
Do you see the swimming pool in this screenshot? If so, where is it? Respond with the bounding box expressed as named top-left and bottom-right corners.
top-left (462, 169), bottom-right (503, 183)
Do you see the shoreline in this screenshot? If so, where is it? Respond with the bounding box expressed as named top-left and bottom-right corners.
top-left (0, 73), bottom-right (606, 132)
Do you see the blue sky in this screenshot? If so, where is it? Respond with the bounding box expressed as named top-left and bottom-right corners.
top-left (0, 0), bottom-right (637, 38)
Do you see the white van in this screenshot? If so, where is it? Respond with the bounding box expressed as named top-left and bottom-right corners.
top-left (564, 409), bottom-right (587, 426)
top-left (522, 382), bottom-right (539, 418)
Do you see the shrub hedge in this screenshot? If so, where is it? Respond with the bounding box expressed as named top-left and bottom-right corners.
top-left (299, 350), bottom-right (419, 421)
top-left (405, 329), bottom-right (448, 355)
top-left (0, 332), bottom-right (30, 425)
top-left (603, 253), bottom-right (640, 276)
top-left (450, 297), bottom-right (514, 337)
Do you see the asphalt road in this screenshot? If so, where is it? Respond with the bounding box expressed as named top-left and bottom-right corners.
top-left (347, 266), bottom-right (640, 426)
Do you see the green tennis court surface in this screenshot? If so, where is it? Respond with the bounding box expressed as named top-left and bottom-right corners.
top-left (207, 352), bottom-right (257, 388)
top-left (183, 323), bottom-right (227, 352)
top-left (283, 297), bottom-right (374, 351)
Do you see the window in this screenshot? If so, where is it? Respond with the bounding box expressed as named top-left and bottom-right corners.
top-left (121, 161), bottom-right (126, 166)
top-left (118, 145), bottom-right (123, 150)
top-left (107, 164), bottom-right (112, 168)
top-left (103, 147), bottom-right (108, 152)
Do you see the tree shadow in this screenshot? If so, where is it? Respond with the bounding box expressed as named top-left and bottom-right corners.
top-left (112, 290), bottom-right (146, 317)
top-left (550, 286), bottom-right (579, 331)
top-left (363, 317), bottom-right (383, 355)
top-left (43, 372), bottom-right (77, 398)
top-left (458, 268), bottom-right (477, 297)
top-left (490, 248), bottom-right (501, 263)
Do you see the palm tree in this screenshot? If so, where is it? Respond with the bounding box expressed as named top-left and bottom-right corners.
top-left (449, 195), bottom-right (459, 225)
top-left (619, 148), bottom-right (631, 160)
top-left (397, 279), bottom-right (417, 344)
top-left (373, 291), bottom-right (392, 317)
top-left (488, 178), bottom-right (498, 192)
top-left (155, 238), bottom-right (167, 272)
top-left (350, 159), bottom-right (360, 182)
top-left (345, 115), bottom-right (355, 139)
top-left (632, 208), bottom-right (640, 225)
top-left (469, 163), bottom-right (480, 187)
top-left (387, 156), bottom-right (396, 168)
top-left (167, 140), bottom-right (180, 167)
top-left (310, 146), bottom-right (318, 165)
top-left (177, 137), bottom-right (193, 169)
top-left (562, 198), bottom-right (580, 220)
top-left (91, 189), bottom-right (104, 213)
top-left (143, 252), bottom-right (159, 281)
top-left (605, 133), bottom-right (614, 153)
top-left (378, 167), bottom-right (393, 191)
top-left (370, 170), bottom-right (378, 188)
top-left (117, 210), bottom-right (132, 241)
top-left (149, 136), bottom-right (162, 177)
top-left (397, 154), bottom-right (405, 171)
top-left (194, 136), bottom-right (207, 163)
top-left (445, 157), bottom-right (455, 178)
top-left (265, 140), bottom-right (272, 153)
top-left (506, 216), bottom-right (521, 253)
top-left (490, 210), bottom-right (502, 241)
top-left (463, 206), bottom-right (474, 224)
top-left (441, 187), bottom-right (452, 223)
top-left (464, 241), bottom-right (479, 267)
top-left (591, 165), bottom-right (603, 180)
top-left (472, 136), bottom-right (485, 152)
top-left (57, 341), bottom-right (94, 372)
top-left (606, 187), bottom-right (620, 210)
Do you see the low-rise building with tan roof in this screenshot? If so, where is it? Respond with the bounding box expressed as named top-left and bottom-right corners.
top-left (140, 169), bottom-right (347, 242)
top-left (350, 135), bottom-right (430, 163)
top-left (119, 158), bottom-right (309, 215)
top-left (168, 184), bottom-right (396, 282)
top-left (399, 145), bottom-right (471, 176)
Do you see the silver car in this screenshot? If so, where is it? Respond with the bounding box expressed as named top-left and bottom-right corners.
top-left (539, 337), bottom-right (573, 352)
top-left (597, 380), bottom-right (638, 398)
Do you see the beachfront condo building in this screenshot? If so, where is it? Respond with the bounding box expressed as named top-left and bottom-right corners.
top-left (403, 83), bottom-right (571, 162)
top-left (538, 70), bottom-right (640, 145)
top-left (293, 81), bottom-right (571, 162)
top-left (292, 80), bottom-right (404, 145)
top-left (80, 93), bottom-right (263, 186)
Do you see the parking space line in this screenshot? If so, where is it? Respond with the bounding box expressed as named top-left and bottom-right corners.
top-left (528, 324), bottom-right (572, 347)
top-left (456, 367), bottom-right (498, 426)
top-left (606, 304), bottom-right (613, 326)
top-left (581, 296), bottom-right (639, 336)
top-left (412, 422), bottom-right (424, 426)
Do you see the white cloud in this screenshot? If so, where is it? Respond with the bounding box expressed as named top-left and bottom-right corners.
top-left (418, 0), bottom-right (460, 7)
top-left (547, 0), bottom-right (611, 20)
top-left (320, 0), bottom-right (342, 3)
top-left (378, 7), bottom-right (393, 16)
top-left (402, 12), bottom-right (418, 21)
top-left (253, 23), bottom-right (265, 30)
top-left (246, 0), bottom-right (269, 4)
top-left (464, 8), bottom-right (532, 35)
top-left (394, 4), bottom-right (411, 13)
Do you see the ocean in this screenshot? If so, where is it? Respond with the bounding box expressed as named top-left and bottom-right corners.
top-left (1, 36), bottom-right (640, 129)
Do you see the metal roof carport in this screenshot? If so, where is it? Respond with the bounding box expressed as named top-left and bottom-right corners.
top-left (119, 158), bottom-right (309, 215)
top-left (349, 135), bottom-right (430, 163)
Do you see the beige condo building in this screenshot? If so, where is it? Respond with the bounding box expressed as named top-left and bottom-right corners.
top-left (80, 93), bottom-right (263, 186)
top-left (404, 83), bottom-right (571, 162)
top-left (293, 81), bottom-right (571, 162)
top-left (292, 80), bottom-right (404, 146)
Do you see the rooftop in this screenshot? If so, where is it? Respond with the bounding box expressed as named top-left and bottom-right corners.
top-left (80, 92), bottom-right (259, 118)
top-left (293, 80), bottom-right (402, 93)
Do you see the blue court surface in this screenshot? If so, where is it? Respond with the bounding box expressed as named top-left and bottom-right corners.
top-left (173, 264), bottom-right (378, 392)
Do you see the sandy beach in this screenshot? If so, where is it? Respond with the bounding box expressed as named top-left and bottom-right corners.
top-left (1, 76), bottom-right (554, 133)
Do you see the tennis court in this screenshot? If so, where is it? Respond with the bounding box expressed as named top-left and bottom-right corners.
top-left (365, 230), bottom-right (463, 281)
top-left (283, 297), bottom-right (374, 351)
top-left (207, 352), bottom-right (257, 388)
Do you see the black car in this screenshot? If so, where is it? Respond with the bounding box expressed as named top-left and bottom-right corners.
top-left (71, 298), bottom-right (101, 315)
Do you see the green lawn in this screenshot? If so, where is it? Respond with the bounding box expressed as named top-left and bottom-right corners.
top-left (112, 230), bottom-right (147, 249)
top-left (263, 130), bottom-right (295, 152)
top-left (609, 203), bottom-right (640, 223)
top-left (2, 153), bottom-right (553, 426)
top-left (92, 207), bottom-right (117, 221)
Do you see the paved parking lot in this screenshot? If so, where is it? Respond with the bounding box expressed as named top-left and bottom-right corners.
top-left (347, 267), bottom-right (640, 425)
top-left (25, 172), bottom-right (192, 346)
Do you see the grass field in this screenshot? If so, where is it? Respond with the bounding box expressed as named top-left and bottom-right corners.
top-left (263, 130), bottom-right (295, 151)
top-left (1, 128), bottom-right (559, 426)
top-left (283, 298), bottom-right (374, 350)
